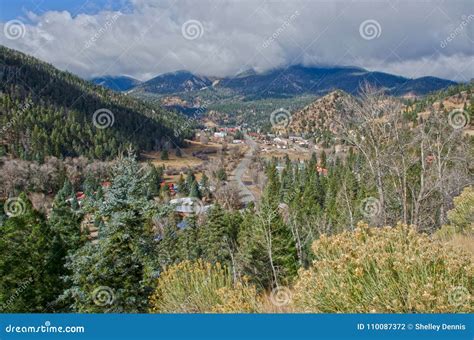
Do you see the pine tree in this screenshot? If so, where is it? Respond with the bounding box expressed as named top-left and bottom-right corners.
top-left (199, 173), bottom-right (211, 199)
top-left (177, 174), bottom-right (187, 195)
top-left (147, 164), bottom-right (163, 197)
top-left (63, 156), bottom-right (157, 312)
top-left (0, 193), bottom-right (62, 312)
top-left (48, 180), bottom-right (85, 311)
top-left (199, 205), bottom-right (240, 267)
top-left (160, 149), bottom-right (169, 160)
top-left (236, 199), bottom-right (298, 289)
top-left (185, 170), bottom-right (196, 194)
top-left (189, 180), bottom-right (201, 199)
top-left (175, 216), bottom-right (201, 261)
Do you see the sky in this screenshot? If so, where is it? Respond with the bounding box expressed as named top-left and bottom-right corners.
top-left (0, 0), bottom-right (473, 82)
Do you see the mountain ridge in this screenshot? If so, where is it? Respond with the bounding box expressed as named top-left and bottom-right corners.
top-left (124, 64), bottom-right (456, 98)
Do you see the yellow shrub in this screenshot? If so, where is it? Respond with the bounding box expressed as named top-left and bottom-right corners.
top-left (292, 223), bottom-right (473, 313)
top-left (447, 186), bottom-right (474, 233)
top-left (150, 260), bottom-right (261, 313)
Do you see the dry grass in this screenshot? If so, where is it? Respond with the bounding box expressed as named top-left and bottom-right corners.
top-left (263, 148), bottom-right (312, 162)
top-left (142, 139), bottom-right (244, 173)
top-left (445, 234), bottom-right (474, 261)
top-left (141, 140), bottom-right (221, 168)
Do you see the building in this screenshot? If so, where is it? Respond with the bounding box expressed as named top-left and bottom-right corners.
top-left (169, 197), bottom-right (211, 216)
top-left (214, 132), bottom-right (227, 138)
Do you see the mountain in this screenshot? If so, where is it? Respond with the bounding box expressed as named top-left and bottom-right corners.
top-left (0, 46), bottom-right (188, 161)
top-left (134, 70), bottom-right (212, 94)
top-left (132, 65), bottom-right (456, 99)
top-left (218, 65), bottom-right (457, 98)
top-left (91, 75), bottom-right (141, 92)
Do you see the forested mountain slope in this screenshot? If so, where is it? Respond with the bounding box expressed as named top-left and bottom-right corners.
top-left (0, 46), bottom-right (187, 161)
top-left (91, 76), bottom-right (142, 92)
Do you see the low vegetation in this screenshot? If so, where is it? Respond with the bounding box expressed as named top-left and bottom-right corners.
top-left (292, 223), bottom-right (473, 313)
top-left (149, 260), bottom-right (261, 313)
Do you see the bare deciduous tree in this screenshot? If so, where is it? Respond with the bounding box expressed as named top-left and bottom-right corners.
top-left (336, 85), bottom-right (471, 230)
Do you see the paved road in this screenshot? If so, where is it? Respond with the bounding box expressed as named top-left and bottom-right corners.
top-left (232, 134), bottom-right (257, 204)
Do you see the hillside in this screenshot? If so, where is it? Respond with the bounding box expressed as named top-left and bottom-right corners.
top-left (283, 83), bottom-right (473, 142)
top-left (282, 90), bottom-right (353, 138)
top-left (0, 46), bottom-right (188, 161)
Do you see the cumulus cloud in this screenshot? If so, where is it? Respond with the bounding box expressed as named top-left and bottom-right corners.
top-left (0, 0), bottom-right (472, 81)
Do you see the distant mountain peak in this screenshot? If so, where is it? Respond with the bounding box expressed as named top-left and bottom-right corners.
top-left (91, 75), bottom-right (141, 92)
top-left (132, 70), bottom-right (212, 94)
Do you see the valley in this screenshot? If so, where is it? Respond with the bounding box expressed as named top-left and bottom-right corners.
top-left (1, 45), bottom-right (473, 315)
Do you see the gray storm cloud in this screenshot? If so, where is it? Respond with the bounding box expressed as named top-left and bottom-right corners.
top-left (0, 0), bottom-right (472, 81)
